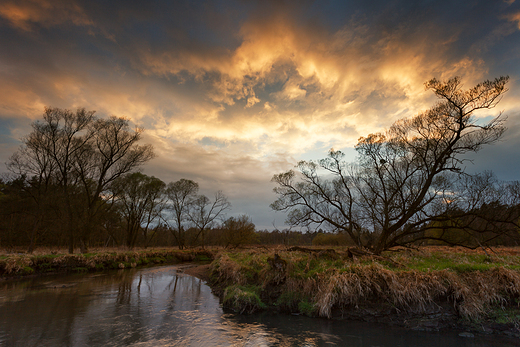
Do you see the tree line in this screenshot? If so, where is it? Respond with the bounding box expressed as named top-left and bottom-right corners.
top-left (0, 107), bottom-right (257, 253)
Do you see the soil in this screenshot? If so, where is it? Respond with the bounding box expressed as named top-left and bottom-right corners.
top-left (182, 263), bottom-right (212, 282)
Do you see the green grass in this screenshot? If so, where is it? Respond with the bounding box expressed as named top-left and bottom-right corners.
top-left (392, 251), bottom-right (520, 272)
top-left (223, 285), bottom-right (266, 314)
top-left (274, 291), bottom-right (316, 316)
top-left (21, 266), bottom-right (34, 275)
top-left (488, 307), bottom-right (520, 325)
top-left (298, 299), bottom-right (316, 317)
top-left (215, 247), bottom-right (520, 278)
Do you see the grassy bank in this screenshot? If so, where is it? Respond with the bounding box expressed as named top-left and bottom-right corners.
top-left (209, 246), bottom-right (520, 334)
top-left (0, 248), bottom-right (214, 277)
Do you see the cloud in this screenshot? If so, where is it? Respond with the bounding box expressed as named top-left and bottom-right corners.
top-left (507, 10), bottom-right (520, 29)
top-left (0, 0), bottom-right (93, 32)
top-left (1, 1), bottom-right (504, 158)
top-left (1, 0), bottom-right (519, 228)
top-left (125, 2), bottom-right (506, 159)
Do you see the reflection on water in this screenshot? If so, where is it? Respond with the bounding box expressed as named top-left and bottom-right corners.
top-left (0, 265), bottom-right (517, 346)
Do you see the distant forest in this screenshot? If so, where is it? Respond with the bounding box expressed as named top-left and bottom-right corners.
top-left (0, 107), bottom-right (313, 253)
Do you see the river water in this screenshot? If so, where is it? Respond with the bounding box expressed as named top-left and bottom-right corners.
top-left (0, 265), bottom-right (517, 346)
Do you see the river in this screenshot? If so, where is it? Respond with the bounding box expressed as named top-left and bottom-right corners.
top-left (0, 265), bottom-right (517, 346)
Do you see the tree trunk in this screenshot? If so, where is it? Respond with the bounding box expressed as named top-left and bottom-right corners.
top-left (80, 238), bottom-right (89, 254)
top-left (68, 230), bottom-right (74, 254)
top-left (27, 215), bottom-right (42, 254)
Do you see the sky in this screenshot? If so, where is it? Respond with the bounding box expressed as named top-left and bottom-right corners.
top-left (1, 0), bottom-right (520, 230)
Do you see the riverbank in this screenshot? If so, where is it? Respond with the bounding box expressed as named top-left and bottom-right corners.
top-left (206, 246), bottom-right (520, 337)
top-left (3, 245), bottom-right (520, 337)
top-left (0, 248), bottom-right (214, 277)
top-left (183, 263), bottom-right (212, 281)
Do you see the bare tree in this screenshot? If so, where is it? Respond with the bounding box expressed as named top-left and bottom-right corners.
top-left (165, 179), bottom-right (199, 249)
top-left (189, 191), bottom-right (231, 248)
top-left (7, 107), bottom-right (154, 253)
top-left (271, 76), bottom-right (511, 254)
top-left (111, 172), bottom-right (166, 249)
top-left (73, 116), bottom-right (154, 252)
top-left (8, 107), bottom-right (95, 253)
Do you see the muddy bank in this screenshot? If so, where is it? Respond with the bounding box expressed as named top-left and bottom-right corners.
top-left (182, 263), bottom-right (212, 282)
top-left (326, 301), bottom-right (520, 337)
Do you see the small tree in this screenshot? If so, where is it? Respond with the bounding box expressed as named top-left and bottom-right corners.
top-left (271, 76), bottom-right (512, 254)
top-left (165, 179), bottom-right (199, 249)
top-left (112, 172), bottom-right (166, 249)
top-left (189, 191), bottom-right (231, 248)
top-left (221, 215), bottom-right (256, 248)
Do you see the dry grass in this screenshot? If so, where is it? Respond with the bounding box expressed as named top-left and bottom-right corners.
top-left (210, 253), bottom-right (248, 285)
top-left (0, 247), bottom-right (214, 276)
top-left (209, 246), bottom-right (520, 320)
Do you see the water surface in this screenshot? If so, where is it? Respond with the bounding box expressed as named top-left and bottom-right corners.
top-left (0, 265), bottom-right (516, 346)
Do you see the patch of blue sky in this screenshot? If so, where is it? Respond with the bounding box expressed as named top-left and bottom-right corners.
top-left (0, 118), bottom-right (23, 144)
top-left (472, 115), bottom-right (495, 126)
top-left (198, 136), bottom-right (227, 149)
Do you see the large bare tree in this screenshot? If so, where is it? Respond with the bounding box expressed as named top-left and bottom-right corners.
top-left (73, 115), bottom-right (155, 252)
top-left (271, 76), bottom-right (513, 254)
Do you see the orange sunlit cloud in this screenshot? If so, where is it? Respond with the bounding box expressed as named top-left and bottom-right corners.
top-left (0, 0), bottom-right (93, 31)
top-left (130, 8), bottom-right (497, 152)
